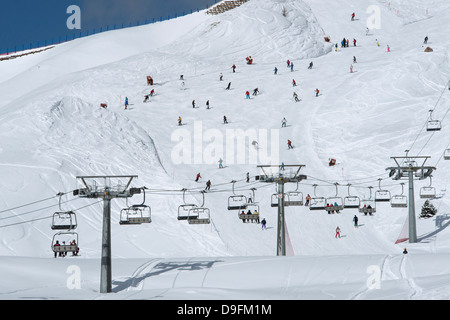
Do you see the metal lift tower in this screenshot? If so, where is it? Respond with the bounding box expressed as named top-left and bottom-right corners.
top-left (73, 175), bottom-right (140, 293)
top-left (257, 165), bottom-right (307, 256)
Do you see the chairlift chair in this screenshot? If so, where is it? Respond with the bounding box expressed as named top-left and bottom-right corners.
top-left (309, 184), bottom-right (326, 210)
top-left (227, 181), bottom-right (248, 210)
top-left (238, 203), bottom-right (260, 223)
top-left (188, 207), bottom-right (210, 224)
top-left (359, 186), bottom-right (376, 214)
top-left (187, 191), bottom-right (211, 224)
top-left (391, 183), bottom-right (407, 208)
top-left (51, 193), bottom-right (77, 230)
top-left (119, 187), bottom-right (152, 225)
top-left (343, 184), bottom-right (360, 209)
top-left (426, 110), bottom-right (441, 131)
top-left (178, 189), bottom-right (197, 220)
top-left (52, 231), bottom-right (79, 254)
top-left (444, 149), bottom-right (450, 160)
top-left (51, 211), bottom-right (77, 230)
top-left (420, 176), bottom-right (436, 199)
top-left (284, 182), bottom-right (303, 206)
top-left (375, 178), bottom-right (391, 202)
top-left (325, 183), bottom-right (344, 213)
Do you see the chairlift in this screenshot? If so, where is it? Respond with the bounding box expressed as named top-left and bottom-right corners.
top-left (420, 176), bottom-right (436, 199)
top-left (238, 203), bottom-right (260, 223)
top-left (284, 182), bottom-right (303, 206)
top-left (309, 184), bottom-right (326, 210)
top-left (119, 187), bottom-right (151, 225)
top-left (426, 110), bottom-right (441, 131)
top-left (178, 189), bottom-right (197, 220)
top-left (375, 178), bottom-right (391, 202)
top-left (227, 180), bottom-right (248, 210)
top-left (188, 191), bottom-right (210, 224)
top-left (51, 192), bottom-right (77, 230)
top-left (51, 231), bottom-right (79, 254)
top-left (325, 183), bottom-right (344, 213)
top-left (444, 149), bottom-right (450, 160)
top-left (391, 183), bottom-right (408, 208)
top-left (359, 186), bottom-right (376, 214)
top-left (344, 184), bottom-right (360, 209)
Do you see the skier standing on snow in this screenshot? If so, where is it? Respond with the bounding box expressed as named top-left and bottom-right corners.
top-left (205, 180), bottom-right (211, 191)
top-left (335, 226), bottom-right (341, 238)
top-left (353, 215), bottom-right (359, 227)
top-left (178, 116), bottom-right (182, 126)
top-left (293, 92), bottom-right (300, 102)
top-left (292, 79), bottom-right (297, 87)
top-left (261, 218), bottom-right (267, 230)
top-left (206, 100), bottom-right (210, 109)
top-left (290, 62), bottom-right (294, 72)
top-left (220, 73), bottom-right (223, 81)
top-left (286, 59), bottom-right (290, 67)
top-left (223, 115), bottom-right (228, 124)
top-left (252, 88), bottom-right (259, 95)
top-left (192, 99), bottom-right (196, 108)
top-left (124, 97), bottom-right (129, 110)
top-left (218, 158), bottom-right (223, 169)
top-left (195, 173), bottom-right (202, 182)
top-left (282, 117), bottom-right (287, 127)
top-left (226, 82), bottom-right (231, 90)
top-left (245, 91), bottom-right (250, 99)
top-left (287, 139), bottom-right (293, 149)
top-left (308, 61), bottom-right (313, 69)
top-left (305, 194), bottom-right (311, 206)
top-left (232, 64), bottom-right (236, 73)
top-left (315, 88), bottom-right (320, 97)
top-left (424, 36), bottom-right (428, 44)
top-left (274, 67), bottom-right (278, 75)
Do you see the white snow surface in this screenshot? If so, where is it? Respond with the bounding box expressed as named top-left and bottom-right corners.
top-left (1, 0), bottom-right (450, 300)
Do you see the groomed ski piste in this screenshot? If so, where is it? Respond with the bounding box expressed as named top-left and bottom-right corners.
top-left (0, 0), bottom-right (450, 300)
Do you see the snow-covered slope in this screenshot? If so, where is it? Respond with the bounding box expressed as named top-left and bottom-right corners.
top-left (1, 0), bottom-right (450, 299)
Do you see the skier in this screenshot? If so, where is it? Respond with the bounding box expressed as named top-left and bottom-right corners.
top-left (286, 59), bottom-right (290, 67)
top-left (226, 82), bottom-right (231, 90)
top-left (205, 180), bottom-right (211, 191)
top-left (387, 45), bottom-right (390, 52)
top-left (223, 115), bottom-right (228, 124)
top-left (150, 89), bottom-right (155, 96)
top-left (308, 61), bottom-right (313, 69)
top-left (293, 92), bottom-right (300, 102)
top-left (100, 103), bottom-right (107, 108)
top-left (261, 218), bottom-right (267, 230)
top-left (290, 62), bottom-right (294, 72)
top-left (178, 116), bottom-right (182, 126)
top-left (218, 158), bottom-right (223, 169)
top-left (335, 43), bottom-right (338, 51)
top-left (245, 91), bottom-right (250, 99)
top-left (252, 88), bottom-right (259, 95)
top-left (335, 226), bottom-right (341, 238)
top-left (220, 73), bottom-right (223, 81)
top-left (281, 117), bottom-right (287, 127)
top-left (376, 39), bottom-right (380, 47)
top-left (353, 38), bottom-right (357, 46)
top-left (424, 36), bottom-right (428, 44)
top-left (231, 64), bottom-right (236, 73)
top-left (143, 94), bottom-right (150, 103)
top-left (280, 162), bottom-right (285, 171)
top-left (124, 97), bottom-right (129, 110)
top-left (353, 215), bottom-right (359, 227)
top-left (305, 194), bottom-right (311, 206)
top-left (353, 56), bottom-right (357, 63)
top-left (350, 64), bottom-right (354, 73)
top-left (403, 248), bottom-right (408, 254)
top-left (246, 172), bottom-right (250, 183)
top-left (195, 173), bottom-right (202, 182)
top-left (287, 139), bottom-right (293, 149)
top-left (351, 12), bottom-right (355, 21)
top-left (274, 67), bottom-right (278, 75)
top-left (315, 88), bottom-right (320, 97)
top-left (292, 79), bottom-right (297, 87)
top-left (192, 99), bottom-right (196, 108)
top-left (206, 100), bottom-right (210, 109)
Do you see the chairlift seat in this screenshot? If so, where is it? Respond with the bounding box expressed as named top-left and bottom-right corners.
top-left (187, 207), bottom-right (210, 224)
top-left (228, 195), bottom-right (248, 210)
top-left (178, 204), bottom-right (197, 220)
top-left (309, 197), bottom-right (326, 210)
top-left (390, 195), bottom-right (407, 208)
top-left (375, 190), bottom-right (391, 202)
top-left (444, 149), bottom-right (450, 160)
top-left (284, 192), bottom-right (303, 206)
top-left (420, 186), bottom-right (436, 199)
top-left (427, 120), bottom-right (441, 131)
top-left (51, 211), bottom-right (77, 230)
top-left (344, 196), bottom-right (360, 209)
top-left (238, 213), bottom-right (260, 223)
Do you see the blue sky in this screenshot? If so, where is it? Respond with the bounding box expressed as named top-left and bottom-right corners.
top-left (0, 0), bottom-right (216, 54)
